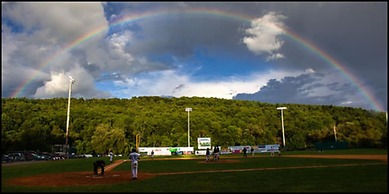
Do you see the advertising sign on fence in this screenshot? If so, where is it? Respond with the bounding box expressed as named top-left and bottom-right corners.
top-left (138, 147), bottom-right (194, 156)
top-left (197, 137), bottom-right (211, 150)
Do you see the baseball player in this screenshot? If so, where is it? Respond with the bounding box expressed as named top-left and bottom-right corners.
top-left (109, 149), bottom-right (114, 163)
top-left (213, 146), bottom-right (220, 161)
top-left (206, 148), bottom-right (210, 162)
top-left (93, 160), bottom-right (106, 176)
top-left (129, 148), bottom-right (141, 180)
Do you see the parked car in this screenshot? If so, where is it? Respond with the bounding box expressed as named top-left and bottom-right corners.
top-left (8, 152), bottom-right (26, 162)
top-left (22, 151), bottom-right (35, 161)
top-left (40, 152), bottom-right (54, 160)
top-left (31, 153), bottom-right (46, 160)
top-left (2, 154), bottom-right (11, 163)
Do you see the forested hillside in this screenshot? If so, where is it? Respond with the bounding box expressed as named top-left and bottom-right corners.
top-left (2, 97), bottom-right (387, 155)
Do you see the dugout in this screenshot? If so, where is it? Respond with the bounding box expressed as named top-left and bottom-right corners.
top-left (315, 142), bottom-right (348, 150)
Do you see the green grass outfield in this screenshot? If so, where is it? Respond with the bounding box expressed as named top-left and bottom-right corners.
top-left (2, 149), bottom-right (387, 192)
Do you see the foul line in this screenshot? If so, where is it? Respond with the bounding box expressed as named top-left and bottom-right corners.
top-left (97, 160), bottom-right (126, 173)
top-left (101, 159), bottom-right (385, 176)
top-left (152, 162), bottom-right (386, 176)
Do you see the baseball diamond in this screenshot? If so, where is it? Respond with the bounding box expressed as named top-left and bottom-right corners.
top-left (5, 154), bottom-right (387, 187)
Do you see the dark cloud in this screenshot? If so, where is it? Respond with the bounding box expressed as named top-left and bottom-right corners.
top-left (125, 14), bottom-right (245, 59)
top-left (233, 72), bottom-right (369, 109)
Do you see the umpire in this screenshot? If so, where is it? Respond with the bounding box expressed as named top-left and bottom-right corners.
top-left (93, 160), bottom-right (106, 176)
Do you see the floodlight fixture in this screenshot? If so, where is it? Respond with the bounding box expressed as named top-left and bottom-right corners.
top-left (69, 76), bottom-right (75, 84)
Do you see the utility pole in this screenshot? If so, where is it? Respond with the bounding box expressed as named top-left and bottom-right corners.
top-left (185, 108), bottom-right (192, 147)
top-left (277, 107), bottom-right (287, 147)
top-left (65, 76), bottom-right (75, 157)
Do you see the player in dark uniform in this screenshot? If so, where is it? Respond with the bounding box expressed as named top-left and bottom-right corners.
top-left (93, 160), bottom-right (106, 176)
top-left (206, 148), bottom-right (210, 162)
top-left (243, 147), bottom-right (247, 158)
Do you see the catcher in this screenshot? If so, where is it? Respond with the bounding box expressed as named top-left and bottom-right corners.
top-left (93, 160), bottom-right (106, 176)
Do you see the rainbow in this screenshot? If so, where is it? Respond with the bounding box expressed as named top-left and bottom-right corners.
top-left (285, 30), bottom-right (384, 112)
top-left (10, 6), bottom-right (384, 112)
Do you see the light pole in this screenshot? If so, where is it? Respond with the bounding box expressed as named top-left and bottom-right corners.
top-left (65, 76), bottom-right (75, 156)
top-left (185, 108), bottom-right (192, 147)
top-left (277, 107), bottom-right (287, 147)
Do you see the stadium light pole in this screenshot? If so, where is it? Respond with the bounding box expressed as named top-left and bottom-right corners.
top-left (185, 108), bottom-right (192, 147)
top-left (65, 76), bottom-right (75, 157)
top-left (277, 107), bottom-right (287, 147)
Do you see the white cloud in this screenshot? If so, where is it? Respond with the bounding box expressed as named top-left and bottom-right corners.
top-left (112, 68), bottom-right (304, 99)
top-left (266, 53), bottom-right (285, 61)
top-left (243, 12), bottom-right (286, 60)
top-left (34, 63), bottom-right (110, 98)
top-left (305, 68), bottom-right (315, 73)
top-left (106, 31), bottom-right (135, 64)
top-left (34, 71), bottom-right (72, 97)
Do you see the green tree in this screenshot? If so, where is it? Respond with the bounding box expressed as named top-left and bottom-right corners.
top-left (91, 124), bottom-right (128, 154)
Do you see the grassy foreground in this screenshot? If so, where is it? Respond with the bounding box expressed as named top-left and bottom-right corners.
top-left (2, 149), bottom-right (387, 192)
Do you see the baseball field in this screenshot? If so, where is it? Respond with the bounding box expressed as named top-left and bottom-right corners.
top-left (1, 149), bottom-right (387, 192)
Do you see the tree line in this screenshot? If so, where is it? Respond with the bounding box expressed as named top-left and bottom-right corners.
top-left (1, 96), bottom-right (387, 155)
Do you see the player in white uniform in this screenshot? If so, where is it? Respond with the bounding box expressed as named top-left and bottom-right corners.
top-left (129, 148), bottom-right (141, 180)
top-left (109, 149), bottom-right (114, 163)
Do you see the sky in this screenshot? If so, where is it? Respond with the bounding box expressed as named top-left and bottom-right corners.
top-left (2, 2), bottom-right (387, 112)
